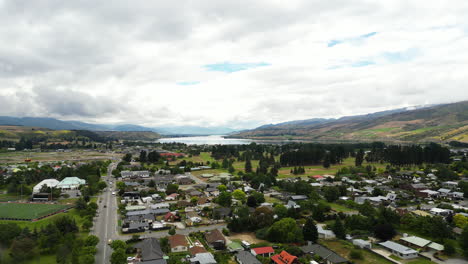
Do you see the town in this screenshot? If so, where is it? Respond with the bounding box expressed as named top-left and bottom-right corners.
top-left (1, 141), bottom-right (468, 264)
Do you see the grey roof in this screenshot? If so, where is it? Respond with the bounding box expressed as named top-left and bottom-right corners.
top-left (190, 252), bottom-right (217, 264)
top-left (236, 251), bottom-right (261, 264)
top-left (126, 209), bottom-right (170, 217)
top-left (379, 241), bottom-right (418, 255)
top-left (300, 244), bottom-right (347, 264)
top-left (134, 238), bottom-right (165, 261)
top-left (290, 195), bottom-right (308, 200)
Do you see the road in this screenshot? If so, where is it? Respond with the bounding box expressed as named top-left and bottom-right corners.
top-left (94, 162), bottom-right (119, 264)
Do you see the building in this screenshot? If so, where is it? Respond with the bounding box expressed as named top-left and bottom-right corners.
top-left (400, 236), bottom-right (444, 252)
top-left (134, 238), bottom-right (167, 264)
top-left (317, 225), bottom-right (336, 239)
top-left (352, 239), bottom-right (372, 249)
top-left (190, 252), bottom-right (217, 264)
top-left (300, 244), bottom-right (348, 264)
top-left (430, 208), bottom-right (453, 216)
top-left (379, 241), bottom-right (418, 259)
top-left (56, 177), bottom-right (86, 190)
top-left (271, 251), bottom-right (298, 264)
top-left (33, 179), bottom-right (60, 193)
top-left (169, 234), bottom-right (188, 253)
top-left (236, 251), bottom-right (261, 264)
top-left (204, 229), bottom-right (226, 250)
top-left (251, 246), bottom-right (274, 257)
top-left (121, 170), bottom-right (150, 179)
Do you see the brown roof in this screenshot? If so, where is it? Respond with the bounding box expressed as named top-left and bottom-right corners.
top-left (177, 200), bottom-right (191, 207)
top-left (198, 197), bottom-right (209, 205)
top-left (189, 246), bottom-right (207, 256)
top-left (204, 229), bottom-right (225, 244)
top-left (169, 234), bottom-right (188, 248)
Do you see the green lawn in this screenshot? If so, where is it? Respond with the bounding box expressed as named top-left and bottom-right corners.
top-left (406, 259), bottom-right (437, 264)
top-left (0, 203), bottom-right (70, 220)
top-left (24, 254), bottom-right (57, 264)
top-left (328, 203), bottom-right (358, 213)
top-left (321, 239), bottom-right (394, 264)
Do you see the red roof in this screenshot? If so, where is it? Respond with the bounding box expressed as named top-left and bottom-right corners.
top-left (271, 251), bottom-right (297, 264)
top-left (252, 247), bottom-right (275, 255)
top-left (164, 212), bottom-right (177, 221)
top-left (312, 175), bottom-right (324, 179)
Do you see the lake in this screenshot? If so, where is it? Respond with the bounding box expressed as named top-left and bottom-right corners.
top-left (156, 135), bottom-right (254, 145)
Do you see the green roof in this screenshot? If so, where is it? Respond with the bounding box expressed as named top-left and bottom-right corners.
top-left (228, 242), bottom-right (243, 251)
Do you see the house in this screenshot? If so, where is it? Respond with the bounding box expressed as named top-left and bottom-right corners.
top-left (452, 192), bottom-right (464, 199)
top-left (152, 203), bottom-right (170, 209)
top-left (169, 234), bottom-right (188, 253)
top-left (164, 212), bottom-right (179, 222)
top-left (204, 229), bottom-right (226, 250)
top-left (400, 236), bottom-right (444, 252)
top-left (290, 195), bottom-right (308, 201)
top-left (56, 177), bottom-right (86, 190)
top-left (352, 239), bottom-right (372, 249)
top-left (189, 246), bottom-right (207, 256)
top-left (186, 211), bottom-right (202, 224)
top-left (251, 247), bottom-right (274, 257)
top-left (33, 179), bottom-right (60, 193)
top-left (285, 200), bottom-right (300, 209)
top-left (417, 189), bottom-right (439, 198)
top-left (190, 252), bottom-right (217, 264)
top-left (177, 176), bottom-right (194, 185)
top-left (236, 251), bottom-right (261, 264)
top-left (134, 238), bottom-right (167, 264)
top-left (166, 193), bottom-right (179, 201)
top-left (379, 241), bottom-right (418, 259)
top-left (430, 208), bottom-right (453, 216)
top-left (122, 191), bottom-right (141, 201)
top-left (177, 200), bottom-right (192, 207)
top-left (271, 251), bottom-right (298, 264)
top-left (300, 244), bottom-right (348, 264)
top-left (317, 225), bottom-right (336, 239)
top-left (442, 181), bottom-right (459, 190)
top-left (213, 207), bottom-right (231, 219)
top-left (121, 170), bottom-right (150, 179)
top-left (437, 188), bottom-right (452, 197)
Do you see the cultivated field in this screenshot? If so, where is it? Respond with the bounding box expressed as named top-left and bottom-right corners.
top-left (0, 203), bottom-right (70, 220)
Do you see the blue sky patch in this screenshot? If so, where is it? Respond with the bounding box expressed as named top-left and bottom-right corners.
top-left (328, 31), bottom-right (377, 47)
top-left (382, 48), bottom-right (419, 63)
top-left (177, 81), bottom-right (200, 86)
top-left (203, 62), bottom-right (271, 73)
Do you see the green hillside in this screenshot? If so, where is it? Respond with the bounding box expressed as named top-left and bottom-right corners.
top-left (231, 101), bottom-right (468, 143)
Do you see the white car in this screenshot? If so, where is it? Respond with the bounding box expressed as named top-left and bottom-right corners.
top-left (112, 192), bottom-right (116, 195)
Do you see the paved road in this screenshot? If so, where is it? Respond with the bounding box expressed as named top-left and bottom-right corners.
top-left (94, 162), bottom-right (119, 264)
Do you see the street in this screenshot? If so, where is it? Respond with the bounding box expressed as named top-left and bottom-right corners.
top-left (94, 162), bottom-right (118, 264)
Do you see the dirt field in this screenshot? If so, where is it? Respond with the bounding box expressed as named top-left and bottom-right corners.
top-left (0, 150), bottom-right (119, 164)
top-left (227, 232), bottom-right (268, 244)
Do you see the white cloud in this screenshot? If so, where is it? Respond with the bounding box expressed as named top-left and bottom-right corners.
top-left (0, 0), bottom-right (467, 129)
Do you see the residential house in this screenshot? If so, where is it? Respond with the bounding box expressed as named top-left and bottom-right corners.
top-left (121, 170), bottom-right (150, 179)
top-left (352, 239), bottom-right (371, 249)
top-left (317, 225), bottom-right (336, 239)
top-left (430, 208), bottom-right (453, 216)
top-left (271, 251), bottom-right (298, 264)
top-left (169, 234), bottom-right (188, 253)
top-left (251, 247), bottom-right (274, 257)
top-left (190, 252), bottom-right (217, 264)
top-left (300, 244), bottom-right (348, 264)
top-left (379, 241), bottom-right (418, 259)
top-left (134, 238), bottom-right (167, 264)
top-left (166, 193), bottom-right (179, 201)
top-left (204, 229), bottom-right (226, 250)
top-left (236, 251), bottom-right (261, 264)
top-left (442, 181), bottom-right (459, 190)
top-left (213, 207), bottom-right (231, 219)
top-left (400, 236), bottom-right (444, 252)
top-left (164, 212), bottom-right (178, 222)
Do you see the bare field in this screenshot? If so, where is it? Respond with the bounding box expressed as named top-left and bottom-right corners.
top-left (0, 150), bottom-right (119, 164)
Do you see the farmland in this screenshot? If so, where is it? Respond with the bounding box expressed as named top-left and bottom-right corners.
top-left (0, 203), bottom-right (71, 220)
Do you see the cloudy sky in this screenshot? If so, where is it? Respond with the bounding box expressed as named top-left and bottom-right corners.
top-left (1, 0), bottom-right (467, 129)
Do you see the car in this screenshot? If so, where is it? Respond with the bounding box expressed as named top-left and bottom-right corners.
top-left (127, 257), bottom-right (135, 261)
top-left (104, 205), bottom-right (107, 208)
top-left (108, 239), bottom-right (113, 245)
top-left (112, 192), bottom-right (116, 195)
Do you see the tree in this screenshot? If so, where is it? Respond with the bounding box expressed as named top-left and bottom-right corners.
top-left (217, 184), bottom-right (227, 192)
top-left (166, 184), bottom-right (179, 194)
top-left (75, 197), bottom-right (87, 210)
top-left (168, 227), bottom-right (176, 235)
top-left (9, 237), bottom-right (37, 262)
top-left (324, 186), bottom-right (340, 202)
top-left (323, 154), bottom-right (331, 169)
top-left (217, 192), bottom-right (232, 207)
top-left (0, 223), bottom-right (22, 246)
top-left (84, 235), bottom-right (99, 247)
top-left (98, 181), bottom-right (107, 190)
top-left (251, 207), bottom-right (274, 229)
top-left (110, 240), bottom-right (127, 251)
top-left (148, 180), bottom-right (156, 188)
top-left (54, 215), bottom-right (78, 234)
top-left (374, 223), bottom-right (396, 241)
top-left (245, 158), bottom-right (252, 173)
top-left (454, 214), bottom-right (468, 228)
top-left (116, 181), bottom-right (126, 191)
top-left (123, 153), bottom-right (132, 162)
top-left (232, 189), bottom-right (246, 203)
top-left (355, 149), bottom-right (364, 167)
top-left (332, 218), bottom-right (346, 239)
top-left (443, 240), bottom-right (456, 256)
top-left (247, 195), bottom-right (258, 207)
top-left (303, 218), bottom-right (318, 243)
top-left (274, 204), bottom-right (288, 219)
top-left (460, 226), bottom-right (468, 257)
top-left (139, 151), bottom-right (147, 163)
top-left (110, 248), bottom-right (127, 264)
top-left (267, 218), bottom-right (303, 243)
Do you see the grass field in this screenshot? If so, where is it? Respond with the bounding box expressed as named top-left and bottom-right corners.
top-left (0, 150), bottom-right (118, 164)
top-left (0, 203), bottom-right (70, 220)
top-left (321, 239), bottom-right (394, 264)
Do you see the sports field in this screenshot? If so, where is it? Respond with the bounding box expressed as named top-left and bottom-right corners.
top-left (0, 203), bottom-right (70, 220)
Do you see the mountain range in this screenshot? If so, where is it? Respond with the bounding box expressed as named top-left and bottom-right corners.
top-left (230, 101), bottom-right (468, 143)
top-left (0, 116), bottom-right (236, 135)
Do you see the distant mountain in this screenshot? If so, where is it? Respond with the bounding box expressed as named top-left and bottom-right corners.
top-left (155, 126), bottom-right (237, 135)
top-left (230, 101), bottom-right (468, 143)
top-left (0, 116), bottom-right (236, 135)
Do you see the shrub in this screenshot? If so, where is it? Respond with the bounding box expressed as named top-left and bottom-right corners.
top-left (350, 249), bottom-right (363, 259)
